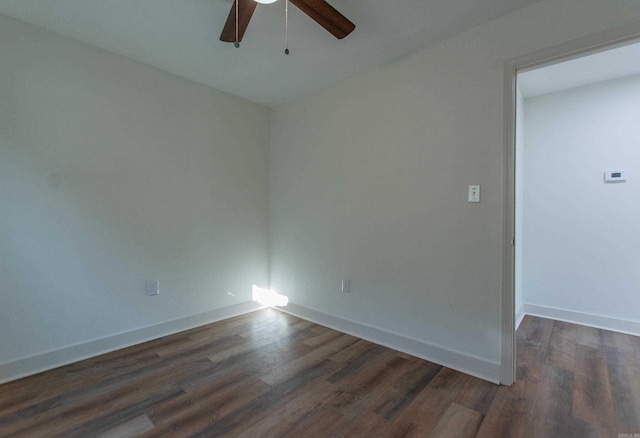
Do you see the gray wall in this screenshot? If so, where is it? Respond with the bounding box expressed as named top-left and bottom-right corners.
top-left (269, 0), bottom-right (640, 381)
top-left (3, 0), bottom-right (640, 384)
top-left (0, 15), bottom-right (270, 371)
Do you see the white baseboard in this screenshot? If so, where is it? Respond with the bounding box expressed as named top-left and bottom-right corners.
top-left (277, 303), bottom-right (501, 384)
top-left (524, 303), bottom-right (640, 337)
top-left (515, 306), bottom-right (526, 331)
top-left (0, 301), bottom-right (265, 385)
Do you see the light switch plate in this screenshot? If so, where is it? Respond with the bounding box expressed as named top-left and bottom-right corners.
top-left (468, 185), bottom-right (480, 203)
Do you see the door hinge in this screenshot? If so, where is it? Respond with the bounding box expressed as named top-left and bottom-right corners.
top-left (511, 237), bottom-right (515, 247)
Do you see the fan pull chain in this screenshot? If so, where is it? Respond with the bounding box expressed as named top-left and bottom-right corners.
top-left (284, 0), bottom-right (290, 55)
top-left (234, 0), bottom-right (240, 48)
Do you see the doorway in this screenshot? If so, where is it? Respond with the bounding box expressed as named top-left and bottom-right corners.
top-left (501, 26), bottom-right (640, 385)
top-left (515, 43), bottom-right (640, 334)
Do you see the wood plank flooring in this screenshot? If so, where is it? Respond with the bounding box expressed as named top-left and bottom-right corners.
top-left (1, 310), bottom-right (639, 437)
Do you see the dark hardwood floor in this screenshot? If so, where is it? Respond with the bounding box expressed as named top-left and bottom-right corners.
top-left (1, 309), bottom-right (639, 437)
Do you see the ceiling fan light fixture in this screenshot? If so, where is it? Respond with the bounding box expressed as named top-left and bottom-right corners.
top-left (220, 0), bottom-right (354, 44)
top-left (254, 0), bottom-right (278, 4)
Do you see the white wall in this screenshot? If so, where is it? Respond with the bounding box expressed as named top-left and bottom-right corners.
top-left (515, 87), bottom-right (526, 329)
top-left (522, 74), bottom-right (640, 334)
top-left (3, 0), bottom-right (640, 386)
top-left (269, 0), bottom-right (640, 382)
top-left (0, 15), bottom-right (270, 380)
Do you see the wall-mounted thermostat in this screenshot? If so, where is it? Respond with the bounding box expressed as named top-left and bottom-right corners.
top-left (604, 171), bottom-right (626, 182)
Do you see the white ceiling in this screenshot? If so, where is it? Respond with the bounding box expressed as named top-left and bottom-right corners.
top-left (0, 0), bottom-right (544, 107)
top-left (518, 41), bottom-right (640, 98)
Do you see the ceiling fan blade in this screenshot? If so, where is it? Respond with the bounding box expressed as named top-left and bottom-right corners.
top-left (220, 0), bottom-right (258, 43)
top-left (289, 0), bottom-right (355, 39)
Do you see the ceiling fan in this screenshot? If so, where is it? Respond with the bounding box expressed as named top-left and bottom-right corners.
top-left (220, 0), bottom-right (355, 45)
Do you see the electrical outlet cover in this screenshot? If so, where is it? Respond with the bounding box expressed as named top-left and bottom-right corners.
top-left (145, 280), bottom-right (159, 296)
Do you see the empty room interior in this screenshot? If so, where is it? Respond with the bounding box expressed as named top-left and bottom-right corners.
top-left (1, 0), bottom-right (640, 436)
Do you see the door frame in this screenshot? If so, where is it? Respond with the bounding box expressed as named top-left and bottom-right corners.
top-left (500, 21), bottom-right (640, 385)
